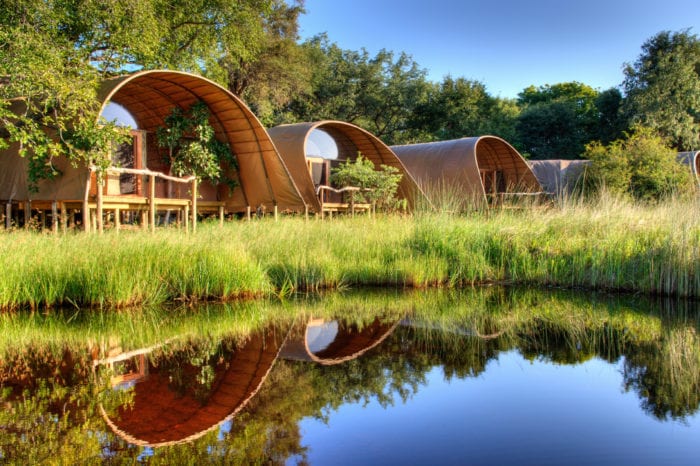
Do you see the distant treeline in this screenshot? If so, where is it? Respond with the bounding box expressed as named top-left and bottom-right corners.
top-left (1, 1), bottom-right (698, 168)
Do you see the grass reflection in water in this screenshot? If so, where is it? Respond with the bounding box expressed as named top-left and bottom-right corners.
top-left (0, 287), bottom-right (697, 464)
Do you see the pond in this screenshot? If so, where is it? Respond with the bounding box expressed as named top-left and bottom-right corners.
top-left (0, 287), bottom-right (698, 465)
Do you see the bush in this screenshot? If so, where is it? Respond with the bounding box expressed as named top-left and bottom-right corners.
top-left (584, 127), bottom-right (695, 200)
top-left (331, 154), bottom-right (403, 210)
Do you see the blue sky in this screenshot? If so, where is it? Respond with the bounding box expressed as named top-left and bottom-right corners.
top-left (297, 0), bottom-right (700, 98)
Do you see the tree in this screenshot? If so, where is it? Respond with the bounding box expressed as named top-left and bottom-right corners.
top-left (411, 76), bottom-right (508, 142)
top-left (287, 35), bottom-right (431, 145)
top-left (1, 0), bottom-right (273, 186)
top-left (623, 29), bottom-right (700, 151)
top-left (156, 102), bottom-right (237, 187)
top-left (220, 0), bottom-right (312, 126)
top-left (515, 82), bottom-right (602, 159)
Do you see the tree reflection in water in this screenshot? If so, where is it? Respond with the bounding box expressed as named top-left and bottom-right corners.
top-left (0, 287), bottom-right (697, 463)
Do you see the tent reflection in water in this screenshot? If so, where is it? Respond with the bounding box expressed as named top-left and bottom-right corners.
top-left (0, 70), bottom-right (306, 231)
top-left (280, 317), bottom-right (401, 365)
top-left (391, 136), bottom-right (543, 209)
top-left (94, 317), bottom-right (399, 448)
top-left (268, 121), bottom-right (426, 216)
top-left (94, 328), bottom-right (286, 448)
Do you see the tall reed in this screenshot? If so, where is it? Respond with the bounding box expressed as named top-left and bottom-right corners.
top-left (0, 194), bottom-right (698, 310)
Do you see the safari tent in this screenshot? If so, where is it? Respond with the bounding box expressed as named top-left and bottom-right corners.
top-left (678, 151), bottom-right (700, 184)
top-left (95, 329), bottom-right (284, 447)
top-left (391, 136), bottom-right (542, 208)
top-left (280, 317), bottom-right (400, 366)
top-left (267, 121), bottom-right (425, 215)
top-left (528, 159), bottom-right (590, 195)
top-left (0, 70), bottom-right (305, 230)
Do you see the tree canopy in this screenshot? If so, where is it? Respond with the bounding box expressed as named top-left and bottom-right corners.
top-left (623, 29), bottom-right (700, 151)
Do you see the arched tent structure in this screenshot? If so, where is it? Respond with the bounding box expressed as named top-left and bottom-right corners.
top-left (528, 159), bottom-right (591, 195)
top-left (678, 151), bottom-right (700, 185)
top-left (268, 121), bottom-right (425, 213)
top-left (391, 136), bottom-right (542, 208)
top-left (1, 70), bottom-right (305, 229)
top-left (96, 328), bottom-right (286, 448)
top-left (280, 317), bottom-right (400, 365)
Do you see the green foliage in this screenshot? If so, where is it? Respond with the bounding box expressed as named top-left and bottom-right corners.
top-left (411, 76), bottom-right (515, 142)
top-left (156, 101), bottom-right (237, 186)
top-left (515, 82), bottom-right (620, 159)
top-left (224, 0), bottom-right (312, 126)
top-left (287, 35), bottom-right (431, 144)
top-left (330, 154), bottom-right (403, 210)
top-left (584, 126), bottom-right (695, 200)
top-left (0, 0), bottom-right (273, 187)
top-left (623, 29), bottom-right (700, 150)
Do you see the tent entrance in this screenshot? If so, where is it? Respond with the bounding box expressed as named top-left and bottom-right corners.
top-left (107, 130), bottom-right (146, 196)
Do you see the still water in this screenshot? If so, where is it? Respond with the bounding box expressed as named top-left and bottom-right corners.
top-left (0, 287), bottom-right (698, 464)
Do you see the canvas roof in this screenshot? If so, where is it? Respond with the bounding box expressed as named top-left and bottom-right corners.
top-left (2, 70), bottom-right (306, 211)
top-left (268, 121), bottom-right (425, 212)
top-left (528, 159), bottom-right (591, 194)
top-left (391, 136), bottom-right (542, 206)
top-left (678, 151), bottom-right (700, 184)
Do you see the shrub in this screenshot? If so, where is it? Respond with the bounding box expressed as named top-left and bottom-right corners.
top-left (331, 154), bottom-right (403, 210)
top-left (584, 126), bottom-right (694, 200)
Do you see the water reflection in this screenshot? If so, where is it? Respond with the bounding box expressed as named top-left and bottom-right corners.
top-left (0, 288), bottom-right (698, 464)
top-left (95, 328), bottom-right (287, 447)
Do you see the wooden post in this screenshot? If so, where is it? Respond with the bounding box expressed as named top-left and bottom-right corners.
top-left (274, 205), bottom-right (278, 222)
top-left (184, 205), bottom-right (189, 231)
top-left (60, 203), bottom-right (67, 234)
top-left (304, 205), bottom-right (309, 221)
top-left (141, 210), bottom-right (148, 231)
top-left (149, 174), bottom-right (156, 233)
top-left (96, 178), bottom-right (104, 234)
top-left (23, 200), bottom-right (31, 229)
top-left (246, 206), bottom-right (251, 221)
top-left (218, 205), bottom-right (224, 227)
top-left (115, 208), bottom-right (121, 232)
top-left (51, 201), bottom-right (58, 234)
top-left (191, 178), bottom-right (197, 232)
top-left (5, 202), bottom-right (11, 229)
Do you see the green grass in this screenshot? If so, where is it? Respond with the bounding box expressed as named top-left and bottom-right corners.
top-left (0, 194), bottom-right (698, 310)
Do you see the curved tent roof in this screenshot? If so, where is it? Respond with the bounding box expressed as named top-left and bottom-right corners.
top-left (99, 329), bottom-right (285, 447)
top-left (1, 70), bottom-right (305, 211)
top-left (280, 317), bottom-right (400, 365)
top-left (678, 151), bottom-right (700, 184)
top-left (528, 159), bottom-right (590, 195)
top-left (268, 121), bottom-right (425, 212)
top-left (98, 70), bottom-right (305, 212)
top-left (391, 136), bottom-right (542, 206)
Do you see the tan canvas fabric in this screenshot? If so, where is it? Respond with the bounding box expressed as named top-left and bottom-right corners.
top-left (391, 136), bottom-right (542, 206)
top-left (678, 151), bottom-right (700, 184)
top-left (268, 121), bottom-right (426, 212)
top-left (99, 71), bottom-right (305, 212)
top-left (528, 159), bottom-right (590, 194)
top-left (2, 70), bottom-right (306, 212)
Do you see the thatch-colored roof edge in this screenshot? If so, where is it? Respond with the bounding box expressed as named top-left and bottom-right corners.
top-left (268, 121), bottom-right (427, 211)
top-left (391, 135), bottom-right (542, 203)
top-left (98, 70), bottom-right (307, 212)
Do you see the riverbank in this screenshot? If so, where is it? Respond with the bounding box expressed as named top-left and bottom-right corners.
top-left (1, 195), bottom-right (698, 310)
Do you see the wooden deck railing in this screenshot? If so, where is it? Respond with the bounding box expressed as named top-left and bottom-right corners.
top-left (316, 185), bottom-right (374, 218)
top-left (88, 166), bottom-right (198, 233)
